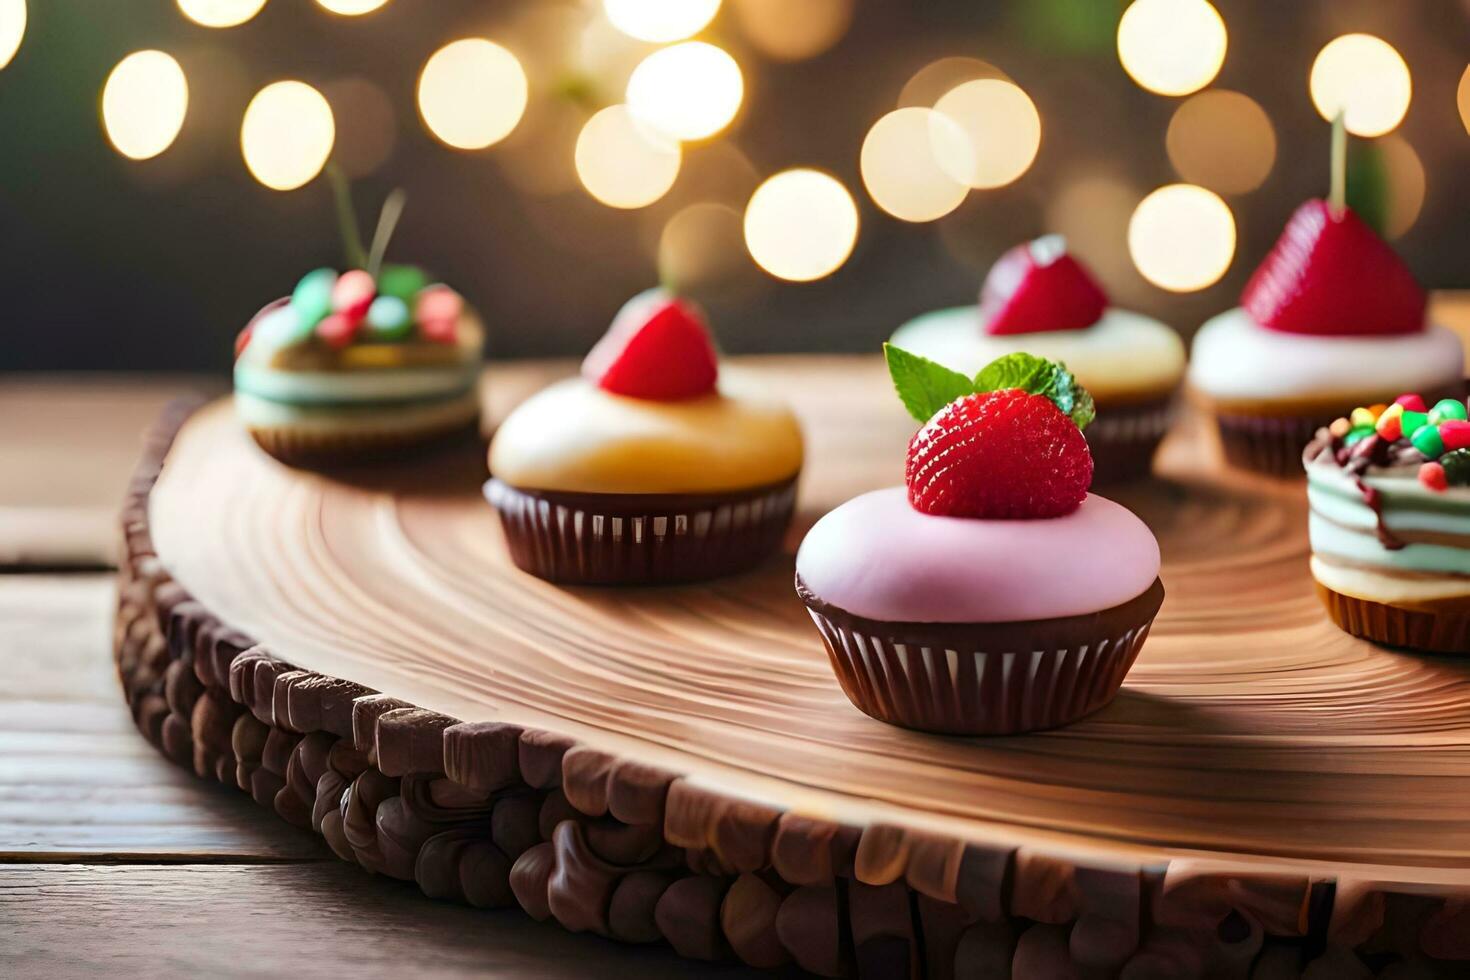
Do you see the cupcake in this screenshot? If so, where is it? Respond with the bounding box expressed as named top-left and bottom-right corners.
top-left (1305, 392), bottom-right (1470, 653)
top-left (486, 288), bottom-right (803, 585)
top-left (796, 348), bottom-right (1164, 735)
top-left (233, 196), bottom-right (484, 463)
top-left (1189, 200), bottom-right (1464, 477)
top-left (890, 235), bottom-right (1185, 483)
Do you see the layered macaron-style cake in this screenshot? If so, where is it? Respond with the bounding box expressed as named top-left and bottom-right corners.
top-left (1189, 123), bottom-right (1464, 477)
top-left (890, 235), bottom-right (1185, 483)
top-left (796, 348), bottom-right (1164, 735)
top-left (487, 289), bottom-right (803, 585)
top-left (1306, 392), bottom-right (1470, 653)
top-left (234, 188), bottom-right (484, 463)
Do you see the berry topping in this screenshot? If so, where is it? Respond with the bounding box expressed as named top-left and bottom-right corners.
top-left (1441, 449), bottom-right (1470, 486)
top-left (332, 269), bottom-right (377, 322)
top-left (905, 389), bottom-right (1093, 518)
top-left (979, 235), bottom-right (1107, 336)
top-left (886, 347), bottom-right (1096, 519)
top-left (1419, 461), bottom-right (1448, 492)
top-left (1334, 394), bottom-right (1470, 463)
top-left (1240, 199), bottom-right (1425, 336)
top-left (582, 289), bottom-right (719, 401)
top-left (316, 311), bottom-right (361, 349)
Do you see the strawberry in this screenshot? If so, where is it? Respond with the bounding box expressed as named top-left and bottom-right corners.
top-left (1241, 200), bottom-right (1425, 336)
top-left (979, 235), bottom-right (1107, 336)
top-left (582, 290), bottom-right (719, 400)
top-left (906, 389), bottom-right (1092, 519)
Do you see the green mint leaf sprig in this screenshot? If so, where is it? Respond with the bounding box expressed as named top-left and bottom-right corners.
top-left (883, 345), bottom-right (1095, 431)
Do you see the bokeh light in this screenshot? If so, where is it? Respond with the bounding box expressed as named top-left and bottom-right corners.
top-left (0, 0), bottom-right (26, 71)
top-left (1379, 135), bottom-right (1425, 240)
top-left (658, 202), bottom-right (750, 293)
top-left (1166, 90), bottom-right (1275, 194)
top-left (418, 39), bottom-right (528, 150)
top-left (1459, 65), bottom-right (1470, 136)
top-left (314, 0), bottom-right (390, 14)
top-left (729, 0), bottom-right (853, 62)
top-left (744, 169), bottom-right (858, 282)
top-left (931, 79), bottom-right (1041, 189)
top-left (575, 104), bottom-right (681, 209)
top-left (860, 108), bottom-right (969, 222)
top-left (604, 0), bottom-right (719, 43)
top-left (102, 51), bottom-right (189, 161)
top-left (240, 80), bottom-right (334, 190)
top-left (1310, 34), bottom-right (1411, 138)
top-left (626, 42), bottom-right (743, 141)
top-left (1117, 0), bottom-right (1227, 97)
top-left (176, 0), bottom-right (267, 28)
top-left (322, 77), bottom-right (395, 178)
top-left (499, 99), bottom-right (586, 197)
top-left (897, 56), bottom-right (1008, 109)
top-left (1044, 173), bottom-right (1142, 288)
top-left (1128, 184), bottom-right (1235, 292)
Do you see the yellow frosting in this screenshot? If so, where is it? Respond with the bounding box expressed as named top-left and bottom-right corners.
top-left (489, 378), bottom-right (804, 494)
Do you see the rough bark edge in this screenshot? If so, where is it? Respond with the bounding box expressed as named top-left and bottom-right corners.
top-left (113, 398), bottom-right (1470, 978)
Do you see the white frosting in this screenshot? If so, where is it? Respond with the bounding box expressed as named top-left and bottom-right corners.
top-left (1312, 556), bottom-right (1470, 603)
top-left (235, 389), bottom-right (480, 432)
top-left (890, 307), bottom-right (1185, 401)
top-left (1188, 307), bottom-right (1464, 402)
top-left (234, 363), bottom-right (479, 405)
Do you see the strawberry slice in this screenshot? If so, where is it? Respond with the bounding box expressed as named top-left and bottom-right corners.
top-left (1241, 200), bottom-right (1425, 336)
top-left (979, 235), bottom-right (1108, 335)
top-left (582, 289), bottom-right (719, 401)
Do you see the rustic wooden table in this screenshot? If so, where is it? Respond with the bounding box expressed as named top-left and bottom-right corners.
top-left (0, 377), bottom-right (759, 979)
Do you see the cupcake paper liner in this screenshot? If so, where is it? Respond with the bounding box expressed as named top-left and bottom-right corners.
top-left (1317, 584), bottom-right (1470, 655)
top-left (1215, 379), bottom-right (1469, 479)
top-left (248, 411), bottom-right (481, 465)
top-left (1085, 396), bottom-right (1177, 484)
top-left (1213, 411), bottom-right (1332, 478)
top-left (487, 478), bottom-right (797, 585)
top-left (799, 577), bottom-right (1165, 735)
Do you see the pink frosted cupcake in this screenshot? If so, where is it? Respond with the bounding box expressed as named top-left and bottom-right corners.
top-left (796, 349), bottom-right (1164, 735)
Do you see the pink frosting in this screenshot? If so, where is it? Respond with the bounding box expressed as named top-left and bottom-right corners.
top-left (795, 487), bottom-right (1160, 624)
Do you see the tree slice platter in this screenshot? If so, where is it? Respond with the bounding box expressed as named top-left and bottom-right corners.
top-left (115, 358), bottom-right (1470, 976)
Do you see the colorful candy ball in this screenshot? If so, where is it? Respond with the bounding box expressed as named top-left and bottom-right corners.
top-left (332, 269), bottom-right (376, 322)
top-left (1430, 398), bottom-right (1469, 425)
top-left (1441, 419), bottom-right (1470, 452)
top-left (365, 295), bottom-right (413, 340)
top-left (1394, 393), bottom-right (1427, 412)
top-left (290, 268), bottom-right (337, 326)
top-left (1418, 461), bottom-right (1448, 492)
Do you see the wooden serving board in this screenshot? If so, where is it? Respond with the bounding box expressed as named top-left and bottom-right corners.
top-left (116, 358), bottom-right (1470, 976)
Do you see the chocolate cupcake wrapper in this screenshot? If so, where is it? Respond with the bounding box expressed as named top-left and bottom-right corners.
top-left (1213, 412), bottom-right (1330, 478)
top-left (487, 478), bottom-right (797, 585)
top-left (800, 579), bottom-right (1165, 735)
top-left (1215, 379), bottom-right (1470, 479)
top-left (1086, 397), bottom-right (1177, 484)
top-left (1317, 584), bottom-right (1470, 655)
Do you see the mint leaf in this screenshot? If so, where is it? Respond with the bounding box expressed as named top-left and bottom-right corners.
top-left (884, 343), bottom-right (977, 423)
top-left (973, 353), bottom-right (1095, 431)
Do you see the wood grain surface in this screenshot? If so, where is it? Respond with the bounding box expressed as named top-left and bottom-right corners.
top-left (145, 357), bottom-right (1470, 886)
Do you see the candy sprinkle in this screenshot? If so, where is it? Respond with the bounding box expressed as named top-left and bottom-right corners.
top-left (1328, 417), bottom-right (1351, 438)
top-left (1394, 393), bottom-right (1427, 412)
top-left (1349, 406), bottom-right (1379, 428)
top-left (1419, 461), bottom-right (1448, 492)
top-left (1430, 398), bottom-right (1469, 424)
top-left (1411, 423), bottom-right (1446, 459)
top-left (1441, 419), bottom-right (1470, 452)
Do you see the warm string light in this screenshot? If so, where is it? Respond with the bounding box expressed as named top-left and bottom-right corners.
top-left (1458, 65), bottom-right (1470, 137)
top-left (1378, 135), bottom-right (1425, 240)
top-left (1166, 90), bottom-right (1275, 195)
top-left (658, 202), bottom-right (749, 293)
top-left (728, 0), bottom-right (852, 62)
top-left (102, 51), bottom-right (190, 161)
top-left (744, 169), bottom-right (858, 282)
top-left (1128, 184), bottom-right (1235, 292)
top-left (860, 108), bottom-right (969, 223)
top-left (932, 78), bottom-right (1041, 189)
top-left (240, 80), bottom-right (335, 190)
top-left (626, 41), bottom-right (743, 142)
top-left (0, 0), bottom-right (26, 70)
top-left (575, 104), bottom-right (681, 209)
top-left (176, 0), bottom-right (267, 29)
top-left (1310, 33), bottom-right (1411, 137)
top-left (417, 39), bottom-right (528, 150)
top-left (897, 57), bottom-right (1008, 109)
top-left (314, 0), bottom-right (390, 15)
top-left (604, 0), bottom-right (720, 43)
top-left (1117, 0), bottom-right (1227, 97)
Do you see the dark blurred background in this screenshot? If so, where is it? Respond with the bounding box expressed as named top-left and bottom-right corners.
top-left (1, 0), bottom-right (1467, 373)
